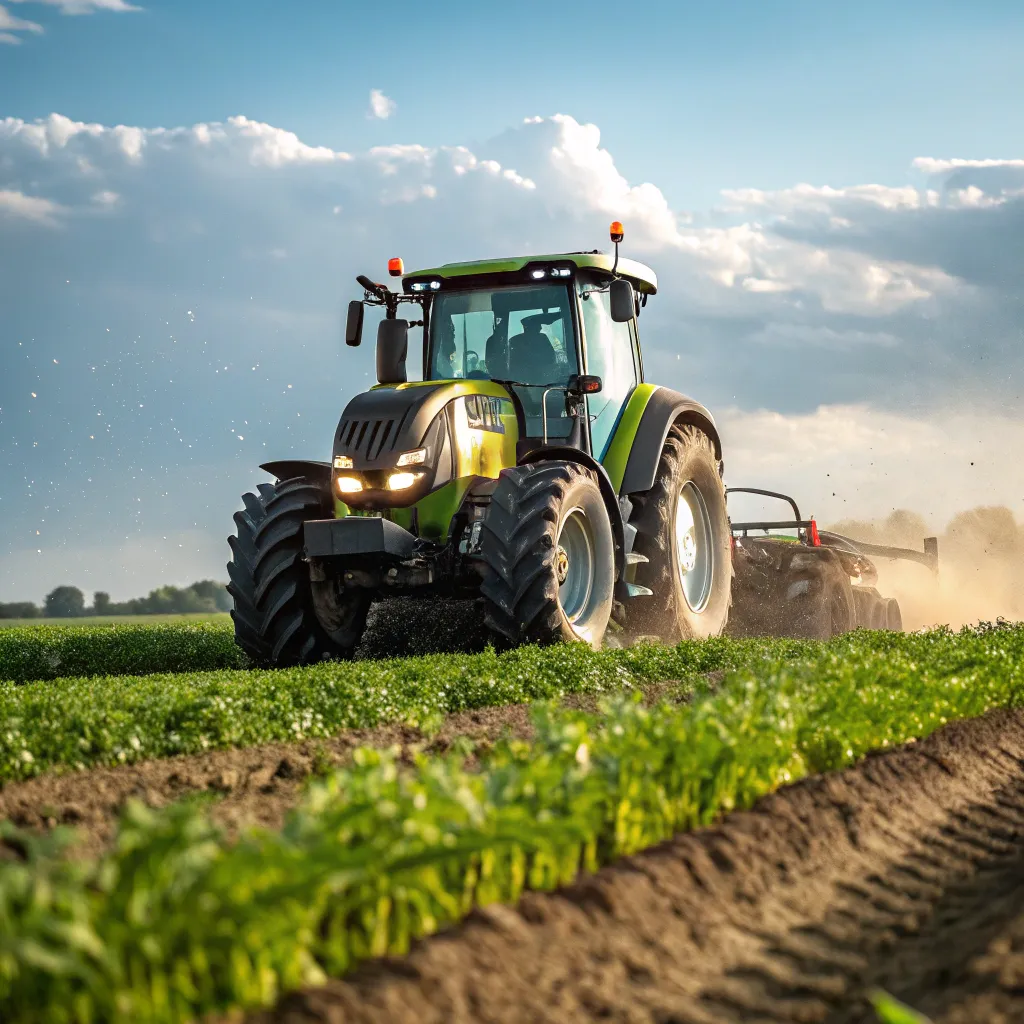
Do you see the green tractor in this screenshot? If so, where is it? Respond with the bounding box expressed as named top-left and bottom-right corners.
top-left (227, 223), bottom-right (733, 664)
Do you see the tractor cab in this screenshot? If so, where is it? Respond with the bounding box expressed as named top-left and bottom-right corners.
top-left (345, 232), bottom-right (659, 462)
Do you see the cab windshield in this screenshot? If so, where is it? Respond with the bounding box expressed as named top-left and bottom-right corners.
top-left (426, 283), bottom-right (579, 438)
top-left (427, 283), bottom-right (577, 384)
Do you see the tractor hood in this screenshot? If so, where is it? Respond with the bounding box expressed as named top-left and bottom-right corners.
top-left (332, 379), bottom-right (518, 511)
top-left (334, 382), bottom-right (452, 471)
top-left (334, 380), bottom-right (513, 470)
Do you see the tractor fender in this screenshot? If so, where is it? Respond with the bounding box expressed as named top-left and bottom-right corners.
top-left (517, 445), bottom-right (625, 580)
top-left (619, 387), bottom-right (722, 495)
top-left (261, 460), bottom-right (332, 489)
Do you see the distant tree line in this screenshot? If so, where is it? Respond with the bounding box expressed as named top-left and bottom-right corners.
top-left (0, 581), bottom-right (232, 619)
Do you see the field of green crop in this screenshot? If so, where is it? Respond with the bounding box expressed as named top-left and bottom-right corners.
top-left (0, 621), bottom-right (245, 684)
top-left (1, 622), bottom-right (1022, 1023)
top-left (0, 612), bottom-right (231, 630)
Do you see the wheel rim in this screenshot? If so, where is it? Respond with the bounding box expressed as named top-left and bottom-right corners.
top-left (675, 482), bottom-right (714, 613)
top-left (556, 508), bottom-right (595, 625)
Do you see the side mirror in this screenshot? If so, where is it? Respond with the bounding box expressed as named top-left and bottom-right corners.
top-left (609, 279), bottom-right (635, 323)
top-left (376, 318), bottom-right (409, 384)
top-left (345, 300), bottom-right (364, 347)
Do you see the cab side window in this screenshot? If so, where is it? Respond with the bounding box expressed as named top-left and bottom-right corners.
top-left (580, 287), bottom-right (638, 458)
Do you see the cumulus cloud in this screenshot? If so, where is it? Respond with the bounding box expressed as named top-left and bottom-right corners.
top-left (367, 89), bottom-right (396, 120)
top-left (0, 188), bottom-right (64, 224)
top-left (1, 108), bottom-right (1022, 598)
top-left (0, 3), bottom-right (43, 42)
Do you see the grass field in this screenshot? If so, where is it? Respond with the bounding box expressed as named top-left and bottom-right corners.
top-left (1, 621), bottom-right (1023, 1023)
top-left (0, 612), bottom-right (231, 629)
top-left (0, 620), bottom-right (244, 684)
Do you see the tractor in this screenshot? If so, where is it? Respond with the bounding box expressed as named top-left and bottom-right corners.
top-left (227, 223), bottom-right (733, 665)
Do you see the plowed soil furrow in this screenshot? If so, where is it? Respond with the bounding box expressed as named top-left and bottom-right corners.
top-left (0, 707), bottom-right (534, 859)
top-left (0, 684), bottom-right (680, 858)
top-left (245, 709), bottom-right (1024, 1024)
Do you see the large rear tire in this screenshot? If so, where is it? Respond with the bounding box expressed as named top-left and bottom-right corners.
top-left (226, 476), bottom-right (370, 666)
top-left (479, 462), bottom-right (615, 648)
top-left (626, 424), bottom-right (732, 642)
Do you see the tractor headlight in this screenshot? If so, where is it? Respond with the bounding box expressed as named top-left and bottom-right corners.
top-left (387, 472), bottom-right (417, 490)
top-left (396, 447), bottom-right (427, 467)
top-left (333, 454), bottom-right (354, 470)
top-left (336, 476), bottom-right (363, 494)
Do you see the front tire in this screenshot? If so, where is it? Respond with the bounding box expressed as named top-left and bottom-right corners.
top-left (479, 462), bottom-right (615, 648)
top-left (226, 476), bottom-right (370, 666)
top-left (626, 424), bottom-right (732, 642)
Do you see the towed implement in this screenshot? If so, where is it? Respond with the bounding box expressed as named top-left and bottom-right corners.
top-left (727, 487), bottom-right (939, 639)
top-left (228, 224), bottom-right (733, 665)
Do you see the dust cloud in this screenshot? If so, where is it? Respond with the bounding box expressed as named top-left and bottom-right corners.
top-left (827, 507), bottom-right (1024, 629)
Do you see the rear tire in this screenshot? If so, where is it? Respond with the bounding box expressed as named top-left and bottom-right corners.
top-left (226, 476), bottom-right (370, 666)
top-left (479, 461), bottom-right (615, 648)
top-left (626, 424), bottom-right (732, 642)
top-left (785, 557), bottom-right (855, 639)
top-left (226, 483), bottom-right (276, 663)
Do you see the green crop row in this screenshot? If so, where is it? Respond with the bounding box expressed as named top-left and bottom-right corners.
top-left (0, 636), bottom-right (797, 781)
top-left (0, 622), bottom-right (246, 684)
top-left (2, 623), bottom-right (1022, 1024)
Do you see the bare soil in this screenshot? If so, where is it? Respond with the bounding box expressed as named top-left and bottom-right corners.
top-left (0, 683), bottom-right (681, 859)
top-left (239, 708), bottom-right (1024, 1024)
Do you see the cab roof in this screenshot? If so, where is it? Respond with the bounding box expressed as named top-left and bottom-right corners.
top-left (404, 252), bottom-right (658, 295)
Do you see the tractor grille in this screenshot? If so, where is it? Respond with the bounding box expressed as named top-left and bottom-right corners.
top-left (336, 418), bottom-right (400, 461)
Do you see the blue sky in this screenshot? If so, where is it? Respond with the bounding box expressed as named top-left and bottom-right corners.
top-left (5, 0), bottom-right (1024, 208)
top-left (3, 0), bottom-right (1024, 601)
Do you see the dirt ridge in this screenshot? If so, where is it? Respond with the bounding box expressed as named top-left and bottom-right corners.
top-left (243, 709), bottom-right (1024, 1023)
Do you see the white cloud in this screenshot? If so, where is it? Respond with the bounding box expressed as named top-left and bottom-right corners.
top-left (368, 89), bottom-right (397, 120)
top-left (0, 3), bottom-right (42, 42)
top-left (721, 182), bottom-right (924, 213)
top-left (913, 157), bottom-right (1024, 175)
top-left (225, 115), bottom-right (349, 167)
top-left (0, 188), bottom-right (64, 224)
top-left (9, 0), bottom-right (141, 13)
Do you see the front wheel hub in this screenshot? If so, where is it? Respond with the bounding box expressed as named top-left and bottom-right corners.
top-left (675, 481), bottom-right (714, 613)
top-left (556, 508), bottom-right (595, 624)
top-left (555, 547), bottom-right (570, 584)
